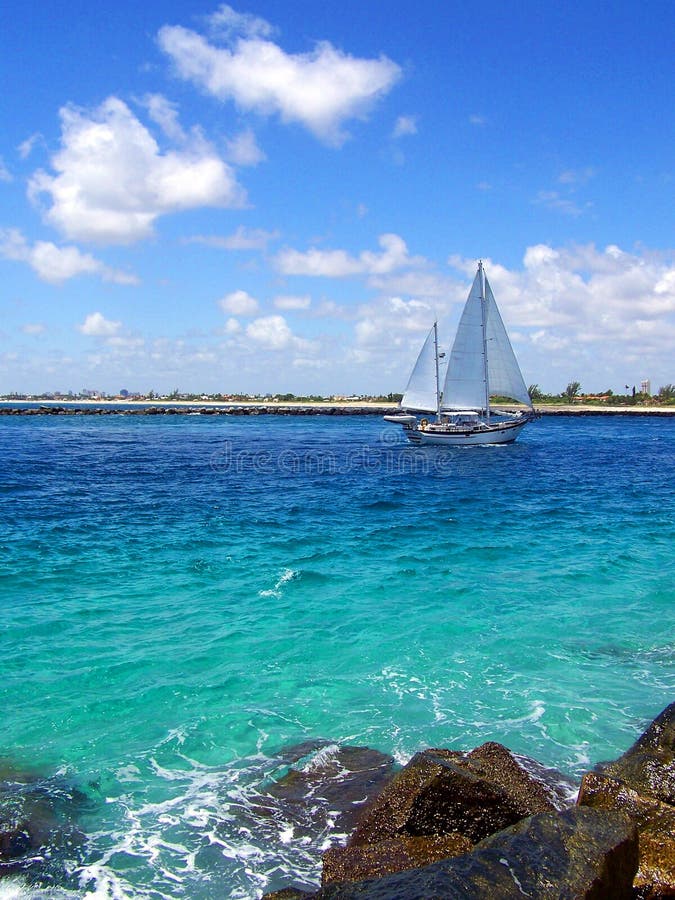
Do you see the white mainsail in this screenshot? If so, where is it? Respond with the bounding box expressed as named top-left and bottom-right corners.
top-left (441, 268), bottom-right (487, 410)
top-left (484, 276), bottom-right (532, 408)
top-left (441, 264), bottom-right (531, 411)
top-left (401, 324), bottom-right (439, 412)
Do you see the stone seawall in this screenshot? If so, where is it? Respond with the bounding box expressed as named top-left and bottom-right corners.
top-left (0, 404), bottom-right (673, 417)
top-left (0, 404), bottom-right (392, 416)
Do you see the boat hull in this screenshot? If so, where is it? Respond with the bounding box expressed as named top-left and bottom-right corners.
top-left (405, 417), bottom-right (531, 446)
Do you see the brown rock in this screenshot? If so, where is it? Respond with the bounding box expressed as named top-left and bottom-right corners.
top-left (578, 770), bottom-right (675, 897)
top-left (313, 807), bottom-right (638, 899)
top-left (322, 833), bottom-right (472, 885)
top-left (262, 890), bottom-right (313, 900)
top-left (625, 702), bottom-right (675, 755)
top-left (349, 742), bottom-right (559, 847)
top-left (348, 748), bottom-right (462, 846)
top-left (598, 703), bottom-right (675, 805)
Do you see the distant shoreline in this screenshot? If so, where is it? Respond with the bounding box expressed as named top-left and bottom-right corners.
top-left (0, 400), bottom-right (673, 417)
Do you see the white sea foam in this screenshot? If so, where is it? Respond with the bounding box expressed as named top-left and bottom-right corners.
top-left (297, 743), bottom-right (341, 772)
top-left (0, 878), bottom-right (77, 900)
top-left (258, 568), bottom-right (299, 598)
top-left (72, 742), bottom-right (355, 899)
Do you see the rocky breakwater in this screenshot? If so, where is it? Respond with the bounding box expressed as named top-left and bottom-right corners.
top-left (0, 404), bottom-right (393, 416)
top-left (264, 703), bottom-right (675, 899)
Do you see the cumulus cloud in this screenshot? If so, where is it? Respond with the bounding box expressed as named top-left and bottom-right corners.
top-left (29, 96), bottom-right (245, 244)
top-left (0, 228), bottom-right (138, 285)
top-left (355, 296), bottom-right (434, 347)
top-left (346, 243), bottom-right (675, 393)
top-left (446, 244), bottom-right (675, 388)
top-left (78, 311), bottom-right (122, 337)
top-left (223, 316), bottom-right (241, 334)
top-left (158, 11), bottom-right (401, 145)
top-left (348, 294), bottom-right (440, 382)
top-left (0, 157), bottom-right (12, 182)
top-left (218, 289), bottom-right (259, 315)
top-left (245, 314), bottom-right (293, 349)
top-left (276, 233), bottom-right (424, 278)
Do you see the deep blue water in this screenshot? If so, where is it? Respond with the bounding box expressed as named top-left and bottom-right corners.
top-left (0, 413), bottom-right (673, 898)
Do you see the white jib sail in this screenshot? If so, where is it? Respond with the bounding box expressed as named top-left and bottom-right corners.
top-left (401, 324), bottom-right (439, 412)
top-left (441, 269), bottom-right (487, 410)
top-left (484, 276), bottom-right (532, 407)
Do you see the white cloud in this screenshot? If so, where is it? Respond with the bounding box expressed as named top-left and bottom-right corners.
top-left (218, 289), bottom-right (259, 315)
top-left (245, 314), bottom-right (293, 349)
top-left (0, 157), bottom-right (12, 182)
top-left (274, 294), bottom-right (311, 310)
top-left (355, 296), bottom-right (434, 347)
top-left (311, 299), bottom-right (351, 319)
top-left (558, 167), bottom-right (596, 185)
top-left (276, 233), bottom-right (424, 277)
top-left (447, 244), bottom-right (675, 390)
top-left (469, 114), bottom-right (487, 126)
top-left (207, 4), bottom-right (274, 40)
top-left (158, 16), bottom-right (401, 145)
top-left (225, 128), bottom-right (266, 165)
top-left (21, 322), bottom-right (46, 335)
top-left (277, 246), bottom-right (362, 277)
top-left (368, 269), bottom-right (455, 300)
top-left (535, 190), bottom-right (587, 217)
top-left (0, 228), bottom-right (138, 285)
top-left (78, 312), bottom-right (122, 337)
top-left (106, 335), bottom-right (145, 351)
top-left (141, 93), bottom-right (185, 142)
top-left (187, 225), bottom-right (279, 250)
top-left (18, 133), bottom-right (42, 159)
top-left (224, 317), bottom-right (241, 334)
top-left (392, 115), bottom-right (417, 138)
top-left (29, 97), bottom-right (245, 244)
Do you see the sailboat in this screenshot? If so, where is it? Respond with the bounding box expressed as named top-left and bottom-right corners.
top-left (384, 261), bottom-right (536, 445)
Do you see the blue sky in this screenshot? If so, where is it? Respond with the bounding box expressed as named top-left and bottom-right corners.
top-left (1, 0), bottom-right (673, 396)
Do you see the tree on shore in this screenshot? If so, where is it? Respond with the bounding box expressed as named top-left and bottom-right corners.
top-left (562, 381), bottom-right (581, 402)
top-left (528, 384), bottom-right (544, 401)
top-left (658, 384), bottom-right (675, 401)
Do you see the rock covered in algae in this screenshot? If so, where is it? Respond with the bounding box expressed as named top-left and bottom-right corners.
top-left (578, 701), bottom-right (675, 898)
top-left (322, 833), bottom-right (472, 886)
top-left (309, 807), bottom-right (638, 899)
top-left (348, 741), bottom-right (563, 848)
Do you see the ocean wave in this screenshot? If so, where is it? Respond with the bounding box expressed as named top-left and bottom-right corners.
top-left (258, 568), bottom-right (299, 598)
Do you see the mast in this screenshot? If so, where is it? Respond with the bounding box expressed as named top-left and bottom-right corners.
top-left (478, 261), bottom-right (490, 419)
top-left (433, 321), bottom-right (441, 421)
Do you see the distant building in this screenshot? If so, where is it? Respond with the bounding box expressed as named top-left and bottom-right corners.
top-left (641, 379), bottom-right (651, 395)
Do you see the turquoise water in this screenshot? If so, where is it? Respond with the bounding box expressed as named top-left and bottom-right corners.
top-left (1, 414), bottom-right (673, 897)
